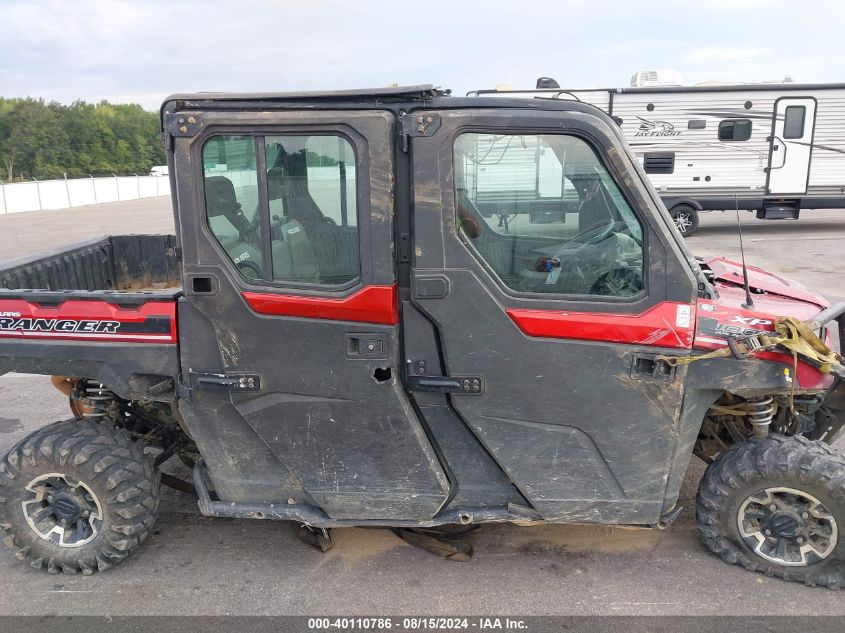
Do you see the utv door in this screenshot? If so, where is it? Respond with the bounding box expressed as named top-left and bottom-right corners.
top-left (767, 97), bottom-right (817, 195)
top-left (169, 107), bottom-right (449, 520)
top-left (406, 108), bottom-right (700, 523)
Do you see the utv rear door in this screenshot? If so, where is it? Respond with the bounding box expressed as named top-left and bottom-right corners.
top-left (406, 108), bottom-right (700, 524)
top-left (168, 107), bottom-right (449, 520)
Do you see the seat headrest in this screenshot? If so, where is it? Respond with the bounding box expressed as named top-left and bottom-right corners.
top-left (204, 176), bottom-right (238, 217)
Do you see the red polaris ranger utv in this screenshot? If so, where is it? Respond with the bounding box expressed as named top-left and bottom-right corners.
top-left (0, 86), bottom-right (844, 585)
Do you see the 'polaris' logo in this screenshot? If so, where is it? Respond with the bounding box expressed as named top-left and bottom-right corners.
top-left (0, 311), bottom-right (21, 318)
top-left (0, 318), bottom-right (121, 334)
top-left (633, 116), bottom-right (681, 137)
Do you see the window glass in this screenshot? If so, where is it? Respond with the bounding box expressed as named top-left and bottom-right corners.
top-left (202, 136), bottom-right (263, 279)
top-left (718, 119), bottom-right (752, 141)
top-left (454, 133), bottom-right (644, 298)
top-left (202, 134), bottom-right (360, 286)
top-left (265, 135), bottom-right (359, 285)
top-left (783, 106), bottom-right (806, 139)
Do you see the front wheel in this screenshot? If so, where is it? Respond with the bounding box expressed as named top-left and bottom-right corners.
top-left (670, 204), bottom-right (699, 237)
top-left (696, 434), bottom-right (845, 587)
top-left (0, 419), bottom-right (161, 575)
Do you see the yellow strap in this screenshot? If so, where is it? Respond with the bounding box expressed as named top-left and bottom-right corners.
top-left (773, 316), bottom-right (842, 373)
top-left (657, 315), bottom-right (842, 372)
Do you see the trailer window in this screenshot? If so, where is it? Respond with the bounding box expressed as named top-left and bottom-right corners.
top-left (202, 134), bottom-right (359, 286)
top-left (783, 106), bottom-right (806, 139)
top-left (718, 120), bottom-right (752, 141)
top-left (454, 133), bottom-right (644, 298)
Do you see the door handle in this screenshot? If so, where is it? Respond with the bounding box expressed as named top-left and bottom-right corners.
top-left (345, 333), bottom-right (388, 359)
top-left (769, 137), bottom-right (787, 169)
top-left (631, 354), bottom-right (676, 382)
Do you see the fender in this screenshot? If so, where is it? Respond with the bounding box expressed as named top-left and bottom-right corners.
top-left (661, 196), bottom-right (704, 212)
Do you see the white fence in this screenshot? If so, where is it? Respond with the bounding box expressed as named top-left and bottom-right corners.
top-left (0, 175), bottom-right (171, 214)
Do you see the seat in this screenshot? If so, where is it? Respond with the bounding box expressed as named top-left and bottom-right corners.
top-left (205, 176), bottom-right (264, 277)
top-left (456, 188), bottom-right (485, 239)
top-left (271, 219), bottom-right (320, 283)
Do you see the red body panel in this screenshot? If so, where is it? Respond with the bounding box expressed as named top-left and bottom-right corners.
top-left (242, 285), bottom-right (399, 325)
top-left (695, 257), bottom-right (833, 389)
top-left (695, 256), bottom-right (833, 390)
top-left (507, 301), bottom-right (695, 349)
top-left (0, 298), bottom-right (177, 344)
top-left (703, 256), bottom-right (828, 313)
top-left (694, 301), bottom-right (833, 391)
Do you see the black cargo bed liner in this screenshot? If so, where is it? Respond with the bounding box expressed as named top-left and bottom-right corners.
top-left (0, 235), bottom-right (181, 302)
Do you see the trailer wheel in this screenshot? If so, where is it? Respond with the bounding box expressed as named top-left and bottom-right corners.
top-left (697, 434), bottom-right (845, 588)
top-left (0, 419), bottom-right (161, 575)
top-left (670, 204), bottom-right (699, 237)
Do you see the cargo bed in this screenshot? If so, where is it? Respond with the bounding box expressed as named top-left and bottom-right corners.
top-left (0, 234), bottom-right (181, 398)
top-left (0, 234), bottom-right (181, 299)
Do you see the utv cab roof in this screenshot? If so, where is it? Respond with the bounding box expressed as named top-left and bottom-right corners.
top-left (163, 85), bottom-right (445, 105)
top-left (159, 84), bottom-right (621, 133)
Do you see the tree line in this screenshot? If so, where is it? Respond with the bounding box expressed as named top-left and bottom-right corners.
top-left (0, 98), bottom-right (165, 182)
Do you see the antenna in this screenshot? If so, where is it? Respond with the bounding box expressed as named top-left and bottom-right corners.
top-left (735, 194), bottom-right (754, 309)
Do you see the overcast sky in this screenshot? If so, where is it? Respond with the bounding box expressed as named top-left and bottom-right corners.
top-left (2, 0), bottom-right (843, 110)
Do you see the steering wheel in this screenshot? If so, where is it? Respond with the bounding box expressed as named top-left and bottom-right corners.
top-left (590, 266), bottom-right (643, 297)
top-left (237, 260), bottom-right (262, 280)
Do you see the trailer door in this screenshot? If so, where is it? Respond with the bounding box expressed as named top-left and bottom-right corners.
top-left (766, 97), bottom-right (817, 194)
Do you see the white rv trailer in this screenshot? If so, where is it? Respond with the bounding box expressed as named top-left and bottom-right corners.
top-left (468, 80), bottom-right (845, 235)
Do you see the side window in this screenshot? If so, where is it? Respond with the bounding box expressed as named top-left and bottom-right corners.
top-left (783, 106), bottom-right (806, 139)
top-left (454, 133), bottom-right (644, 298)
top-left (264, 135), bottom-right (359, 285)
top-left (202, 136), bottom-right (262, 278)
top-left (202, 134), bottom-right (360, 286)
top-left (718, 119), bottom-right (752, 141)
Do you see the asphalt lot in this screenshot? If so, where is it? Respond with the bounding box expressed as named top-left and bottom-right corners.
top-left (0, 200), bottom-right (844, 615)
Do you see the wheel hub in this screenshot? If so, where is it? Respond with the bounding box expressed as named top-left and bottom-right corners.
top-left (50, 494), bottom-right (83, 523)
top-left (738, 487), bottom-right (838, 566)
top-left (673, 212), bottom-right (692, 232)
top-left (768, 511), bottom-right (802, 539)
top-left (21, 473), bottom-right (103, 548)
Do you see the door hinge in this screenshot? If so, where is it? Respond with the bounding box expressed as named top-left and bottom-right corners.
top-left (398, 232), bottom-right (411, 264)
top-left (400, 112), bottom-right (441, 152)
top-left (406, 374), bottom-right (484, 395)
top-left (163, 112), bottom-right (203, 138)
top-left (188, 371), bottom-right (261, 392)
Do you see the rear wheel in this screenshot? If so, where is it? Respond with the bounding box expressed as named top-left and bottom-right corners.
top-left (0, 419), bottom-right (161, 575)
top-left (697, 434), bottom-right (845, 587)
top-left (670, 204), bottom-right (699, 237)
